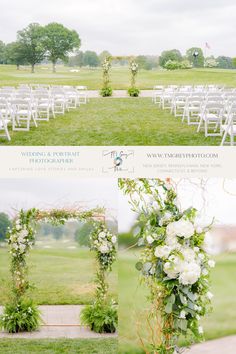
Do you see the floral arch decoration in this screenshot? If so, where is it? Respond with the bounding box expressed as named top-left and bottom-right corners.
top-left (0, 207), bottom-right (117, 334)
top-left (119, 178), bottom-right (215, 354)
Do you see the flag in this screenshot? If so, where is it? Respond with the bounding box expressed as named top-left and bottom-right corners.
top-left (205, 42), bottom-right (211, 49)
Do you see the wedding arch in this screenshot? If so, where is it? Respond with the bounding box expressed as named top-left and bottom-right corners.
top-left (119, 178), bottom-right (215, 354)
top-left (0, 207), bottom-right (117, 334)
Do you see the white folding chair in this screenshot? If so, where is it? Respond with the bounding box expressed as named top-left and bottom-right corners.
top-left (221, 105), bottom-right (236, 146)
top-left (197, 102), bottom-right (224, 137)
top-left (11, 100), bottom-right (37, 131)
top-left (0, 110), bottom-right (11, 141)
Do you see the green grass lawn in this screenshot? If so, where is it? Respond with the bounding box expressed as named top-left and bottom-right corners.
top-left (0, 98), bottom-right (221, 146)
top-left (1, 65), bottom-right (236, 89)
top-left (0, 247), bottom-right (117, 305)
top-left (0, 338), bottom-right (118, 354)
top-left (118, 251), bottom-right (236, 354)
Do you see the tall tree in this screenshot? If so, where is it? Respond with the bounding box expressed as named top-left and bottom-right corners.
top-left (216, 56), bottom-right (233, 69)
top-left (186, 47), bottom-right (204, 68)
top-left (0, 213), bottom-right (11, 242)
top-left (0, 40), bottom-right (5, 64)
top-left (43, 23), bottom-right (81, 72)
top-left (4, 42), bottom-right (27, 69)
top-left (17, 23), bottom-right (46, 73)
top-left (159, 49), bottom-right (182, 68)
top-left (99, 50), bottom-right (112, 65)
top-left (83, 50), bottom-right (100, 67)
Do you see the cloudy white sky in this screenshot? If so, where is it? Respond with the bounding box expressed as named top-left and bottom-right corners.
top-left (0, 178), bottom-right (118, 219)
top-left (0, 0), bottom-right (235, 56)
top-left (119, 178), bottom-right (236, 232)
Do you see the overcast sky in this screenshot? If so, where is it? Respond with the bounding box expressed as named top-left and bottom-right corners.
top-left (119, 178), bottom-right (236, 232)
top-left (0, 0), bottom-right (235, 56)
top-left (0, 178), bottom-right (118, 219)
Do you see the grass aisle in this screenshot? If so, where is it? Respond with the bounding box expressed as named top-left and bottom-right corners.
top-left (0, 98), bottom-right (221, 146)
top-left (0, 338), bottom-right (118, 354)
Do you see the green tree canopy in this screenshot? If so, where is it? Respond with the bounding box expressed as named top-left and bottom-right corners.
top-left (99, 50), bottom-right (112, 64)
top-left (216, 56), bottom-right (233, 69)
top-left (0, 40), bottom-right (5, 64)
top-left (83, 50), bottom-right (100, 67)
top-left (75, 223), bottom-right (93, 247)
top-left (17, 23), bottom-right (46, 73)
top-left (0, 213), bottom-right (11, 242)
top-left (4, 42), bottom-right (27, 68)
top-left (186, 47), bottom-right (204, 68)
top-left (159, 49), bottom-right (182, 68)
top-left (43, 22), bottom-right (81, 72)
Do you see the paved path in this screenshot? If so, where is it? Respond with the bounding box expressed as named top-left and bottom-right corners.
top-left (0, 305), bottom-right (117, 339)
top-left (185, 335), bottom-right (236, 354)
top-left (87, 89), bottom-right (153, 98)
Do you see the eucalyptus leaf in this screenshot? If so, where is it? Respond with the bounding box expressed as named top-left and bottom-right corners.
top-left (165, 302), bottom-right (173, 314)
top-left (143, 262), bottom-right (152, 272)
top-left (135, 262), bottom-right (143, 271)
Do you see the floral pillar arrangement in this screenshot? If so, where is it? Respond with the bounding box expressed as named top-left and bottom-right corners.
top-left (128, 59), bottom-right (140, 97)
top-left (119, 178), bottom-right (215, 354)
top-left (0, 208), bottom-right (117, 334)
top-left (100, 56), bottom-right (113, 97)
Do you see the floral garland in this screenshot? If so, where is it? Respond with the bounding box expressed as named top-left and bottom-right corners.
top-left (129, 59), bottom-right (139, 88)
top-left (100, 56), bottom-right (113, 96)
top-left (0, 207), bottom-right (117, 333)
top-left (119, 178), bottom-right (214, 354)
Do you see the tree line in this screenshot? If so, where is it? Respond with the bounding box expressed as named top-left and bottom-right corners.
top-left (0, 22), bottom-right (81, 73)
top-left (158, 48), bottom-right (235, 70)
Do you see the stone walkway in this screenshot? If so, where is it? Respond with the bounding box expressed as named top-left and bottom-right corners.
top-left (87, 89), bottom-right (153, 98)
top-left (185, 335), bottom-right (236, 354)
top-left (0, 305), bottom-right (117, 339)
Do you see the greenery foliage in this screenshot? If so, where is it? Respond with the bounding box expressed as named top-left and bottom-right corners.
top-left (0, 213), bottom-right (11, 241)
top-left (119, 178), bottom-right (214, 354)
top-left (100, 56), bottom-right (113, 96)
top-left (0, 207), bottom-right (117, 333)
top-left (81, 301), bottom-right (117, 333)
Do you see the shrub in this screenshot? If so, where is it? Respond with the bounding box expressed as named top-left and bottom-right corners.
top-left (81, 301), bottom-right (117, 333)
top-left (180, 60), bottom-right (192, 69)
top-left (128, 87), bottom-right (140, 97)
top-left (100, 87), bottom-right (113, 97)
top-left (164, 60), bottom-right (181, 70)
top-left (0, 299), bottom-right (41, 333)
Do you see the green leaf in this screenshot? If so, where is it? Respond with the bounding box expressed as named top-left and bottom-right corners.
top-left (165, 302), bottom-right (173, 314)
top-left (135, 262), bottom-right (143, 271)
top-left (178, 319), bottom-right (187, 331)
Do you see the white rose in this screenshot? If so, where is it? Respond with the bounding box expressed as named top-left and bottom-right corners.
top-left (16, 225), bottom-right (21, 231)
top-left (181, 248), bottom-right (196, 262)
top-left (202, 268), bottom-right (208, 276)
top-left (208, 260), bottom-right (215, 268)
top-left (206, 291), bottom-right (214, 300)
top-left (179, 310), bottom-right (186, 319)
top-left (99, 244), bottom-right (110, 253)
top-left (111, 236), bottom-right (117, 244)
top-left (98, 232), bottom-right (106, 239)
top-left (179, 262), bottom-right (201, 285)
top-left (146, 235), bottom-right (154, 244)
top-left (175, 219), bottom-right (195, 239)
top-left (163, 257), bottom-right (183, 278)
top-left (154, 245), bottom-right (171, 259)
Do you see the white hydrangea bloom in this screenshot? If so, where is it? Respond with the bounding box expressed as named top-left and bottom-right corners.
top-left (99, 244), bottom-right (110, 254)
top-left (154, 245), bottom-right (171, 259)
top-left (167, 218), bottom-right (195, 239)
top-left (179, 262), bottom-right (201, 285)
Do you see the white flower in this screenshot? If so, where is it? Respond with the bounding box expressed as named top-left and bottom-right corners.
top-left (179, 310), bottom-right (186, 319)
top-left (159, 212), bottom-right (172, 226)
top-left (166, 218), bottom-right (194, 239)
top-left (196, 226), bottom-right (203, 234)
top-left (208, 260), bottom-right (215, 268)
top-left (163, 256), bottom-right (183, 278)
top-left (111, 236), bottom-right (117, 244)
top-left (16, 225), bottom-right (21, 231)
top-left (198, 326), bottom-right (204, 334)
top-left (154, 245), bottom-right (171, 259)
top-left (98, 232), bottom-right (106, 239)
top-left (146, 235), bottom-right (154, 244)
top-left (179, 262), bottom-right (201, 285)
top-left (196, 314), bottom-right (201, 320)
top-left (202, 268), bottom-right (208, 276)
top-left (165, 234), bottom-right (179, 249)
top-left (181, 248), bottom-right (196, 262)
top-left (12, 243), bottom-right (18, 250)
top-left (206, 291), bottom-right (214, 300)
top-left (198, 253), bottom-right (205, 261)
top-left (99, 244), bottom-right (110, 253)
